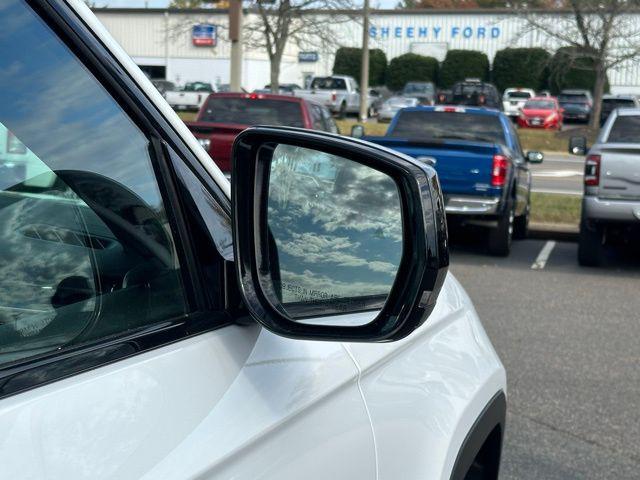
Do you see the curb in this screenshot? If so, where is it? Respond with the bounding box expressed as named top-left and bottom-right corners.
top-left (529, 222), bottom-right (579, 242)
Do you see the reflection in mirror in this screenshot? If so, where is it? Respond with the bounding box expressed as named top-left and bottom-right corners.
top-left (266, 144), bottom-right (403, 323)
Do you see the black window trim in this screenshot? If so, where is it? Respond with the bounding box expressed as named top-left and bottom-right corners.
top-left (0, 0), bottom-right (235, 399)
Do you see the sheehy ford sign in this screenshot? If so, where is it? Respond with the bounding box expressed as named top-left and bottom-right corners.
top-left (369, 25), bottom-right (501, 40)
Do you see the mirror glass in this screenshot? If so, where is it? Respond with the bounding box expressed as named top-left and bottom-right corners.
top-left (265, 144), bottom-right (403, 323)
top-left (351, 125), bottom-right (365, 138)
top-left (526, 151), bottom-right (544, 163)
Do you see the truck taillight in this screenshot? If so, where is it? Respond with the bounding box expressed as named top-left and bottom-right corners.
top-left (584, 154), bottom-right (601, 186)
top-left (491, 154), bottom-right (509, 187)
top-left (331, 91), bottom-right (337, 102)
top-left (6, 131), bottom-right (26, 154)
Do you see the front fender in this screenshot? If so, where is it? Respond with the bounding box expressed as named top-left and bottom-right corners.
top-left (345, 273), bottom-right (507, 480)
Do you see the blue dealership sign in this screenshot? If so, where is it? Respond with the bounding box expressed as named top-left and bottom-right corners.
top-left (192, 24), bottom-right (217, 47)
top-left (369, 25), bottom-right (501, 40)
top-left (298, 51), bottom-right (319, 63)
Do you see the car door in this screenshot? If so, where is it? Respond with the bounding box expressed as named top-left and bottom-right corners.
top-left (0, 1), bottom-right (376, 479)
top-left (504, 119), bottom-right (531, 216)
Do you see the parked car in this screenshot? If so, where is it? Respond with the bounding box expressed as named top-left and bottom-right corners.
top-left (0, 123), bottom-right (49, 190)
top-left (217, 84), bottom-right (248, 93)
top-left (151, 78), bottom-right (175, 97)
top-left (294, 75), bottom-right (375, 118)
top-left (600, 94), bottom-right (640, 125)
top-left (166, 81), bottom-right (217, 111)
top-left (517, 96), bottom-right (564, 130)
top-left (401, 81), bottom-right (436, 105)
top-left (558, 89), bottom-right (593, 122)
top-left (357, 105), bottom-right (542, 256)
top-left (502, 88), bottom-right (536, 118)
top-left (0, 2), bottom-right (507, 480)
top-left (444, 79), bottom-right (503, 110)
top-left (570, 108), bottom-right (640, 266)
top-left (377, 96), bottom-right (419, 122)
top-left (185, 92), bottom-right (339, 173)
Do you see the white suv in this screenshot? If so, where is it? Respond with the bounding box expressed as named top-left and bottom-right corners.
top-left (0, 1), bottom-right (506, 479)
top-left (502, 88), bottom-right (536, 118)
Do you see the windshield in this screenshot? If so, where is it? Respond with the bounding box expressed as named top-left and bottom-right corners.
top-left (524, 100), bottom-right (555, 109)
top-left (607, 115), bottom-right (640, 142)
top-left (385, 97), bottom-right (417, 107)
top-left (310, 77), bottom-right (347, 90)
top-left (602, 98), bottom-right (635, 113)
top-left (403, 83), bottom-right (434, 94)
top-left (183, 82), bottom-right (212, 92)
top-left (199, 97), bottom-right (304, 126)
top-left (505, 91), bottom-right (532, 99)
top-left (390, 111), bottom-right (506, 145)
top-left (558, 93), bottom-right (589, 103)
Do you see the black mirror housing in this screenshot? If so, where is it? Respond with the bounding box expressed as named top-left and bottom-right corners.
top-left (526, 151), bottom-right (544, 163)
top-left (231, 127), bottom-right (449, 342)
top-left (569, 136), bottom-right (587, 156)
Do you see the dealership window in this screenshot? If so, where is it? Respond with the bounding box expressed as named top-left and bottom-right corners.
top-left (0, 0), bottom-right (188, 367)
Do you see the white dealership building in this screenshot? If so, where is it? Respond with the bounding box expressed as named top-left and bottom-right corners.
top-left (94, 7), bottom-right (640, 93)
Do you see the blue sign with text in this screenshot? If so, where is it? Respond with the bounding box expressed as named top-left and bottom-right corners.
top-left (369, 25), bottom-right (501, 40)
top-left (298, 51), bottom-right (319, 62)
top-left (192, 24), bottom-right (217, 47)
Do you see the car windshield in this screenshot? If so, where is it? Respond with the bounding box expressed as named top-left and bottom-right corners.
top-left (310, 77), bottom-right (347, 90)
top-left (607, 115), bottom-right (640, 142)
top-left (390, 111), bottom-right (505, 145)
top-left (199, 97), bottom-right (304, 126)
top-left (506, 91), bottom-right (532, 99)
top-left (183, 82), bottom-right (212, 92)
top-left (602, 98), bottom-right (635, 113)
top-left (524, 100), bottom-right (555, 109)
top-left (403, 83), bottom-right (433, 94)
top-left (558, 93), bottom-right (588, 103)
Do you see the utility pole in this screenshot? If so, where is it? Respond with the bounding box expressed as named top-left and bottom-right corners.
top-left (229, 0), bottom-right (243, 92)
top-left (358, 0), bottom-right (370, 123)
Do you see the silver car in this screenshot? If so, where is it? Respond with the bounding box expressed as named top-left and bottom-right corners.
top-left (570, 108), bottom-right (640, 265)
top-left (378, 96), bottom-right (419, 123)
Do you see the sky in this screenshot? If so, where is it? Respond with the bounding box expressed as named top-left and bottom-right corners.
top-left (97, 0), bottom-right (398, 8)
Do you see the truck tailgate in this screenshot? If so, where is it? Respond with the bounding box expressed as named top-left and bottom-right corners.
top-left (363, 138), bottom-right (498, 195)
top-left (599, 145), bottom-right (640, 200)
top-left (186, 122), bottom-right (247, 172)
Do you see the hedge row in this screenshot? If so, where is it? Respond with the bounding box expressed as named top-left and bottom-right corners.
top-left (332, 46), bottom-right (607, 94)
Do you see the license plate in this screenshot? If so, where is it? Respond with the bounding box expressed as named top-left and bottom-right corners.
top-left (531, 118), bottom-right (542, 125)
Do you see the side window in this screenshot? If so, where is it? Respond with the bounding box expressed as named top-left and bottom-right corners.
top-left (310, 105), bottom-right (325, 131)
top-left (506, 120), bottom-right (524, 157)
top-left (0, 0), bottom-right (188, 366)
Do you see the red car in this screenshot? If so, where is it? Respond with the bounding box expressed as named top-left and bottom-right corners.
top-left (517, 96), bottom-right (564, 130)
top-left (186, 93), bottom-right (339, 173)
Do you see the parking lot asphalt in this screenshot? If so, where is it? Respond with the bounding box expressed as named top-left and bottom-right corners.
top-left (450, 236), bottom-right (640, 479)
top-left (529, 153), bottom-right (584, 196)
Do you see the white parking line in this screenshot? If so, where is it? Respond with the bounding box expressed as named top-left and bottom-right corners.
top-left (532, 241), bottom-right (557, 270)
top-left (531, 188), bottom-right (583, 196)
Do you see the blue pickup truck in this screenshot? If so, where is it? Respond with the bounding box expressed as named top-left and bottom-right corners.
top-left (358, 106), bottom-right (544, 255)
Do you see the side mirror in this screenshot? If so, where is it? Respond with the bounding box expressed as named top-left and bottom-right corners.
top-left (351, 125), bottom-right (365, 138)
top-left (569, 136), bottom-right (587, 155)
top-left (232, 127), bottom-right (449, 342)
top-left (526, 151), bottom-right (544, 163)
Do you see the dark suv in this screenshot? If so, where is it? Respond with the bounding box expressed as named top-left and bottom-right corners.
top-left (440, 79), bottom-right (502, 110)
top-left (558, 89), bottom-right (593, 122)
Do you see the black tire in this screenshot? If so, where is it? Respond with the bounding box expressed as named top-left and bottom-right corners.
top-left (513, 200), bottom-right (530, 240)
top-left (338, 102), bottom-right (347, 119)
top-left (578, 218), bottom-right (604, 266)
top-left (488, 200), bottom-right (514, 256)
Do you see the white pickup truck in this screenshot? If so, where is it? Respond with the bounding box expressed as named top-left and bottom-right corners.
top-left (570, 108), bottom-right (640, 266)
top-left (502, 88), bottom-right (536, 118)
top-left (166, 81), bottom-right (217, 111)
top-left (295, 75), bottom-right (370, 118)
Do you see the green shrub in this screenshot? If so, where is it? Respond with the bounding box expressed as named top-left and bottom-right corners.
top-left (385, 53), bottom-right (439, 91)
top-left (548, 47), bottom-right (609, 94)
top-left (332, 47), bottom-right (388, 86)
top-left (439, 50), bottom-right (490, 88)
top-left (492, 47), bottom-right (551, 92)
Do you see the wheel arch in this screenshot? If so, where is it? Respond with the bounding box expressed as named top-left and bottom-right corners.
top-left (449, 391), bottom-right (506, 480)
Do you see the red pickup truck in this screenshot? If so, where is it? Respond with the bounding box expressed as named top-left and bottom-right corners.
top-left (186, 93), bottom-right (340, 173)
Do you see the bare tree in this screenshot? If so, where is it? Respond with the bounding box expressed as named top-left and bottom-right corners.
top-left (245, 1), bottom-right (355, 92)
top-left (515, 1), bottom-right (640, 129)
